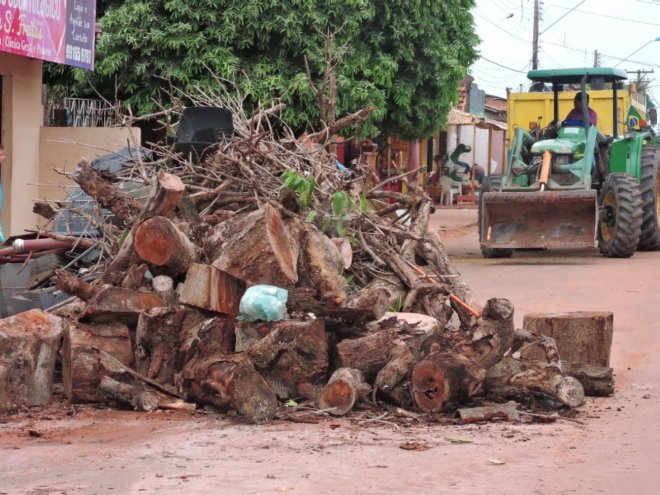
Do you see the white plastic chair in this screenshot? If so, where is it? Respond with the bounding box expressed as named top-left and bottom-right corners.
top-left (438, 176), bottom-right (461, 205)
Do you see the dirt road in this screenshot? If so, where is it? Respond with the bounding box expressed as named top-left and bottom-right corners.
top-left (2, 208), bottom-right (659, 495)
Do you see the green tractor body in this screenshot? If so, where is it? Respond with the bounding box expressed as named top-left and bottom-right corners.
top-left (480, 68), bottom-right (658, 258)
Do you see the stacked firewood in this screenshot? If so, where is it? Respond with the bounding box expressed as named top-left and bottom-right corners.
top-left (0, 96), bottom-right (614, 423)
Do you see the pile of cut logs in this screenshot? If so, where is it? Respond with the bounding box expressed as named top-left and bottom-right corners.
top-left (0, 99), bottom-right (614, 423)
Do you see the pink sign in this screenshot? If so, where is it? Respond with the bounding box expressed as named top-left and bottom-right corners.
top-left (0, 0), bottom-right (96, 70)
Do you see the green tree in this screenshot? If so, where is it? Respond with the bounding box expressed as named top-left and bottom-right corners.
top-left (45, 0), bottom-right (478, 140)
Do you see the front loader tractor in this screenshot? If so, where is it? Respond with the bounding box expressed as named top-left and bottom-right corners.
top-left (480, 68), bottom-right (658, 258)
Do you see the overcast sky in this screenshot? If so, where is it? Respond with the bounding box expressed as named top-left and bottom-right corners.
top-left (469, 0), bottom-right (660, 105)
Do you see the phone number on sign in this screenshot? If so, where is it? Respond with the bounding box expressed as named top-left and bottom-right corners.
top-left (65, 44), bottom-right (91, 64)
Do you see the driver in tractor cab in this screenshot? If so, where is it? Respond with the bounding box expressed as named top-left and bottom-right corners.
top-left (564, 92), bottom-right (598, 127)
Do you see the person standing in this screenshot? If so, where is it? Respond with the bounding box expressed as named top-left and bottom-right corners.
top-left (472, 163), bottom-right (486, 184)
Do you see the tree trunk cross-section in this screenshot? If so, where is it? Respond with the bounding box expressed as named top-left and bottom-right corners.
top-left (134, 216), bottom-right (198, 278)
top-left (318, 368), bottom-right (371, 416)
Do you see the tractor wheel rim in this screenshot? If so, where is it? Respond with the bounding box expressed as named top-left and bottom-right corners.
top-left (600, 190), bottom-right (617, 242)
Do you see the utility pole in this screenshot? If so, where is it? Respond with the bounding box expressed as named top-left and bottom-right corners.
top-left (593, 50), bottom-right (600, 68)
top-left (626, 69), bottom-right (654, 92)
top-left (532, 0), bottom-right (540, 69)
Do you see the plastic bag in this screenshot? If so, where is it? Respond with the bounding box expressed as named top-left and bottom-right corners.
top-left (239, 284), bottom-right (288, 322)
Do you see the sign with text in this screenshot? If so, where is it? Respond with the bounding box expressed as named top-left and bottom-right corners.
top-left (0, 0), bottom-right (96, 70)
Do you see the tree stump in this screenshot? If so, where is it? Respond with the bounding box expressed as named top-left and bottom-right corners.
top-left (205, 204), bottom-right (298, 287)
top-left (179, 353), bottom-right (277, 423)
top-left (133, 216), bottom-right (198, 278)
top-left (246, 319), bottom-right (328, 399)
top-left (411, 351), bottom-right (486, 412)
top-left (0, 310), bottom-right (64, 411)
top-left (561, 361), bottom-right (614, 397)
top-left (522, 312), bottom-right (613, 366)
top-left (62, 321), bottom-right (133, 402)
top-left (318, 368), bottom-right (371, 416)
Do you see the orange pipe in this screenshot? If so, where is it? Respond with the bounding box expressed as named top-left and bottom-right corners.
top-left (539, 150), bottom-right (551, 190)
top-left (449, 293), bottom-right (481, 318)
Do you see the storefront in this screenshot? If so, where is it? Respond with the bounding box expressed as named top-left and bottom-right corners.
top-left (1, 1), bottom-right (134, 238)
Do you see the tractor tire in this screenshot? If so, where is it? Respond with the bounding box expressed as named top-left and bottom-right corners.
top-left (598, 173), bottom-right (643, 258)
top-left (637, 145), bottom-right (660, 251)
top-left (478, 174), bottom-right (514, 259)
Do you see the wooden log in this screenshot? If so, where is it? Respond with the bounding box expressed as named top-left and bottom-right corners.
top-left (411, 351), bottom-right (486, 412)
top-left (73, 159), bottom-right (141, 224)
top-left (561, 361), bottom-right (614, 397)
top-left (485, 356), bottom-right (585, 408)
top-left (152, 275), bottom-right (176, 306)
top-left (81, 287), bottom-right (164, 323)
top-left (137, 171), bottom-right (185, 221)
top-left (400, 199), bottom-right (431, 261)
top-left (121, 263), bottom-right (149, 290)
top-left (177, 263), bottom-right (244, 315)
top-left (318, 368), bottom-right (372, 416)
top-left (522, 312), bottom-right (613, 367)
top-left (374, 340), bottom-right (415, 395)
top-left (0, 310), bottom-right (64, 411)
top-left (287, 287), bottom-right (374, 322)
top-left (343, 287), bottom-right (388, 322)
top-left (246, 319), bottom-right (328, 399)
top-left (178, 314), bottom-right (235, 367)
top-left (97, 376), bottom-right (194, 412)
top-left (461, 297), bottom-right (515, 369)
top-left (134, 307), bottom-right (187, 386)
top-left (179, 353), bottom-right (277, 423)
top-left (133, 216), bottom-right (198, 278)
top-left (205, 204), bottom-right (298, 287)
top-left (331, 238), bottom-right (353, 269)
top-left (234, 320), bottom-right (275, 352)
top-left (335, 328), bottom-right (398, 381)
top-left (54, 269), bottom-right (99, 302)
top-left (457, 401), bottom-right (521, 423)
top-left (295, 222), bottom-right (348, 306)
top-left (62, 321), bottom-right (133, 403)
top-left (511, 328), bottom-right (560, 366)
top-left (360, 275), bottom-right (406, 309)
top-left (370, 312), bottom-right (441, 354)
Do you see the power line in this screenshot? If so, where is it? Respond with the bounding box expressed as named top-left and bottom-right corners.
top-left (546, 5), bottom-right (660, 27)
top-left (480, 56), bottom-right (529, 74)
top-left (473, 10), bottom-right (530, 45)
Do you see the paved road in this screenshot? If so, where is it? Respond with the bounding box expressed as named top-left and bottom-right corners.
top-left (1, 208), bottom-right (659, 494)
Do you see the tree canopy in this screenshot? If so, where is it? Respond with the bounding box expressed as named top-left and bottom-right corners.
top-left (45, 0), bottom-right (478, 140)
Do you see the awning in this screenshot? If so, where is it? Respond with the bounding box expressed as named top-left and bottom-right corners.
top-left (447, 109), bottom-right (507, 131)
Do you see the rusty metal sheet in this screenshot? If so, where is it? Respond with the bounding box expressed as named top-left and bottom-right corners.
top-left (480, 190), bottom-right (598, 249)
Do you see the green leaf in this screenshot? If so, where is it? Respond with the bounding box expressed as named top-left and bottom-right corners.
top-left (358, 193), bottom-right (372, 213)
top-left (285, 399), bottom-right (298, 407)
top-left (305, 210), bottom-right (318, 223)
top-left (331, 191), bottom-right (355, 216)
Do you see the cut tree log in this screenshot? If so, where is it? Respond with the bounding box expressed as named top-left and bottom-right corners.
top-left (360, 275), bottom-right (407, 308)
top-left (62, 321), bottom-right (133, 402)
top-left (234, 320), bottom-right (275, 352)
top-left (137, 170), bottom-right (185, 221)
top-left (335, 328), bottom-right (398, 381)
top-left (205, 204), bottom-right (298, 287)
top-left (331, 238), bottom-right (353, 269)
top-left (177, 263), bottom-right (244, 315)
top-left (73, 159), bottom-right (141, 224)
top-left (121, 263), bottom-right (149, 290)
top-left (343, 287), bottom-right (389, 322)
top-left (485, 356), bottom-right (585, 408)
top-left (0, 310), bottom-right (64, 411)
top-left (461, 298), bottom-right (515, 369)
top-left (457, 401), bottom-right (521, 423)
top-left (179, 353), bottom-right (277, 423)
top-left (135, 307), bottom-right (188, 386)
top-left (511, 328), bottom-right (560, 367)
top-left (56, 269), bottom-right (165, 322)
top-left (178, 314), bottom-right (235, 366)
top-left (560, 361), bottom-right (614, 397)
top-left (97, 376), bottom-right (194, 412)
top-left (295, 221), bottom-right (348, 305)
top-left (287, 287), bottom-right (377, 322)
top-left (522, 312), bottom-right (613, 366)
top-left (133, 216), bottom-right (198, 278)
top-left (81, 287), bottom-right (163, 323)
top-left (318, 368), bottom-right (372, 416)
top-left (374, 339), bottom-right (415, 395)
top-left (152, 275), bottom-right (176, 306)
top-left (411, 351), bottom-right (486, 412)
top-left (246, 319), bottom-right (328, 399)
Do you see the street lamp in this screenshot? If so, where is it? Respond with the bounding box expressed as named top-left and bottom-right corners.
top-left (614, 37), bottom-right (660, 67)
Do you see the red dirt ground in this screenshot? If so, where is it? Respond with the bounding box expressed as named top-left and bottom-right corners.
top-left (2, 208), bottom-right (658, 495)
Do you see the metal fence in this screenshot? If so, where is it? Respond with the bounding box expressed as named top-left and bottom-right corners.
top-left (48, 98), bottom-right (119, 127)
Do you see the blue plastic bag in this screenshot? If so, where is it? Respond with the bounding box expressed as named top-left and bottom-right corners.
top-left (239, 285), bottom-right (288, 322)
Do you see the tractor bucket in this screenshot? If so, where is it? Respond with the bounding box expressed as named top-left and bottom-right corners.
top-left (480, 190), bottom-right (598, 249)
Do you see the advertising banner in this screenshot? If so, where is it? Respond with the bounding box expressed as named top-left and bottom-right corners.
top-left (0, 0), bottom-right (96, 70)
